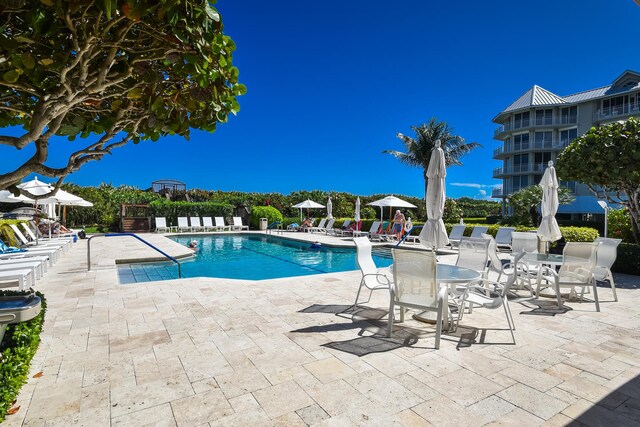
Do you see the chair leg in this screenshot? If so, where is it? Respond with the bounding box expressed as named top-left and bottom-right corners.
top-left (608, 270), bottom-right (618, 302)
top-left (554, 281), bottom-right (562, 309)
top-left (387, 300), bottom-right (394, 337)
top-left (504, 298), bottom-right (516, 331)
top-left (592, 279), bottom-right (600, 312)
top-left (503, 301), bottom-right (516, 343)
top-left (352, 280), bottom-right (364, 310)
top-left (435, 306), bottom-right (443, 349)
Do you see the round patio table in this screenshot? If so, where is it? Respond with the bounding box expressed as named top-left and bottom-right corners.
top-left (413, 264), bottom-right (482, 329)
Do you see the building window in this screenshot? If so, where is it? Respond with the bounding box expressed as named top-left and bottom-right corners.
top-left (514, 112), bottom-right (530, 129)
top-left (513, 154), bottom-right (529, 172)
top-left (535, 109), bottom-right (553, 125)
top-left (534, 152), bottom-right (551, 165)
top-left (559, 128), bottom-right (578, 147)
top-left (602, 96), bottom-right (624, 115)
top-left (512, 175), bottom-right (529, 192)
top-left (513, 133), bottom-right (529, 151)
top-left (560, 106), bottom-right (577, 124)
top-left (534, 131), bottom-right (553, 148)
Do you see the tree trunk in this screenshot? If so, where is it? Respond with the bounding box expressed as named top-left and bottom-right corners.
top-left (529, 205), bottom-right (540, 227)
top-left (625, 188), bottom-right (640, 244)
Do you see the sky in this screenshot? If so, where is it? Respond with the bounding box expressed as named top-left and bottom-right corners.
top-left (2, 0), bottom-right (640, 200)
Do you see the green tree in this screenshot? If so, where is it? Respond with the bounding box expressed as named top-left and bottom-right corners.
top-left (508, 185), bottom-right (574, 226)
top-left (556, 117), bottom-right (640, 242)
top-left (0, 0), bottom-right (244, 194)
top-left (383, 118), bottom-right (481, 212)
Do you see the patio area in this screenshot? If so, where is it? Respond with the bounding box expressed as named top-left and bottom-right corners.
top-left (4, 233), bottom-right (640, 426)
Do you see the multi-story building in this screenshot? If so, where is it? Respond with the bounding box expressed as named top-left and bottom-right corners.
top-left (492, 70), bottom-right (640, 219)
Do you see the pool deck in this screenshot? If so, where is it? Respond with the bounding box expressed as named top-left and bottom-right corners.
top-left (4, 232), bottom-right (640, 426)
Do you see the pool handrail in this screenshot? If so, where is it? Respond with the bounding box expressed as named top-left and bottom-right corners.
top-left (87, 233), bottom-right (182, 278)
top-left (396, 225), bottom-right (423, 247)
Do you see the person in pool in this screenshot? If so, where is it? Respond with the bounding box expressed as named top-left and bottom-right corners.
top-left (188, 240), bottom-right (198, 251)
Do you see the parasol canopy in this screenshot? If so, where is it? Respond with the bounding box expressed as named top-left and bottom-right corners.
top-left (367, 195), bottom-right (417, 222)
top-left (292, 199), bottom-right (325, 222)
top-left (537, 161), bottom-right (562, 244)
top-left (419, 140), bottom-right (449, 249)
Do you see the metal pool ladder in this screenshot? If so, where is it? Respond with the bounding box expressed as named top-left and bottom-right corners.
top-left (87, 233), bottom-right (182, 278)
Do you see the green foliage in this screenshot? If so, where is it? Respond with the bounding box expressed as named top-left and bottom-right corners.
top-left (456, 197), bottom-right (501, 218)
top-left (0, 219), bottom-right (24, 247)
top-left (0, 290), bottom-right (46, 422)
top-left (443, 198), bottom-right (462, 223)
top-left (560, 226), bottom-right (599, 243)
top-left (0, 0), bottom-right (244, 190)
top-left (612, 243), bottom-right (640, 275)
top-left (250, 206), bottom-right (283, 229)
top-left (556, 117), bottom-right (640, 242)
top-left (148, 200), bottom-right (234, 226)
top-left (360, 206), bottom-right (377, 220)
top-left (608, 208), bottom-right (634, 243)
top-left (508, 185), bottom-right (574, 226)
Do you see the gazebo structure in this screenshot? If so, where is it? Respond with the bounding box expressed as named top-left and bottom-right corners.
top-left (151, 179), bottom-right (189, 201)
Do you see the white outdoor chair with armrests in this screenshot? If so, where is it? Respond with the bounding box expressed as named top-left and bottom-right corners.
top-left (510, 231), bottom-right (540, 290)
top-left (456, 251), bottom-right (526, 344)
top-left (388, 249), bottom-right (447, 349)
top-left (537, 242), bottom-right (601, 311)
top-left (451, 237), bottom-right (491, 315)
top-left (352, 237), bottom-right (393, 310)
top-left (482, 233), bottom-right (533, 297)
top-left (593, 237), bottom-right (622, 301)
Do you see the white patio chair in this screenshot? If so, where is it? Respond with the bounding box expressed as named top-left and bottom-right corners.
top-left (324, 219), bottom-right (340, 235)
top-left (511, 232), bottom-right (538, 253)
top-left (538, 242), bottom-right (600, 311)
top-left (155, 217), bottom-right (173, 233)
top-left (190, 217), bottom-right (204, 232)
top-left (202, 217), bottom-right (215, 232)
top-left (469, 226), bottom-right (489, 239)
top-left (456, 251), bottom-right (526, 344)
top-left (456, 237), bottom-right (490, 276)
top-left (214, 217), bottom-right (230, 231)
top-left (21, 223), bottom-right (73, 245)
top-left (447, 225), bottom-right (466, 248)
top-left (352, 221), bottom-right (380, 238)
top-left (177, 217), bottom-right (190, 232)
top-left (495, 227), bottom-right (515, 251)
top-left (231, 217), bottom-right (249, 231)
top-left (352, 237), bottom-right (392, 310)
top-left (389, 249), bottom-right (446, 349)
top-left (482, 233), bottom-right (533, 297)
top-left (308, 218), bottom-right (327, 233)
top-left (10, 224), bottom-right (69, 253)
top-left (593, 237), bottom-right (622, 301)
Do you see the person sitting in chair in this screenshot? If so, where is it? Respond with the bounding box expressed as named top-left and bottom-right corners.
top-left (300, 217), bottom-right (313, 232)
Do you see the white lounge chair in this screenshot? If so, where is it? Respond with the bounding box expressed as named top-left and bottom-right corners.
top-left (389, 249), bottom-right (445, 349)
top-left (21, 223), bottom-right (73, 245)
top-left (593, 237), bottom-right (622, 302)
top-left (231, 217), bottom-right (249, 231)
top-left (202, 217), bottom-right (215, 231)
top-left (352, 237), bottom-right (392, 310)
top-left (0, 268), bottom-right (36, 291)
top-left (11, 224), bottom-right (70, 253)
top-left (469, 226), bottom-right (489, 239)
top-left (0, 257), bottom-right (47, 277)
top-left (190, 217), bottom-right (204, 232)
top-left (309, 218), bottom-right (328, 233)
top-left (177, 217), bottom-right (190, 232)
top-left (8, 225), bottom-right (65, 259)
top-left (495, 227), bottom-right (515, 251)
top-left (155, 217), bottom-right (175, 233)
top-left (448, 225), bottom-right (467, 248)
top-left (214, 217), bottom-right (230, 231)
top-left (352, 221), bottom-right (381, 238)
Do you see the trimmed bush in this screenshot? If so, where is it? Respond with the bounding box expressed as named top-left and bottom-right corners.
top-left (0, 291), bottom-right (47, 422)
top-left (250, 206), bottom-right (283, 229)
top-left (612, 243), bottom-right (640, 275)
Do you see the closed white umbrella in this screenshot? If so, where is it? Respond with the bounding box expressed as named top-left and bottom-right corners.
top-left (326, 196), bottom-right (333, 220)
top-left (419, 140), bottom-right (450, 249)
top-left (537, 161), bottom-right (562, 248)
top-left (292, 199), bottom-right (325, 222)
top-left (368, 195), bottom-right (417, 222)
top-left (354, 197), bottom-right (361, 230)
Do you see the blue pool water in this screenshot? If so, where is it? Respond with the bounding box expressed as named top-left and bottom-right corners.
top-left (117, 234), bottom-right (393, 283)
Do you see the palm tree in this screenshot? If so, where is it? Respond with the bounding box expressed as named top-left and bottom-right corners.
top-left (383, 117), bottom-right (481, 200)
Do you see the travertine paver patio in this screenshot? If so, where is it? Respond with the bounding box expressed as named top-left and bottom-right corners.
top-left (4, 232), bottom-right (640, 426)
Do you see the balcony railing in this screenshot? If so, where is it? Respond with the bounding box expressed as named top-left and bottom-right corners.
top-left (492, 162), bottom-right (548, 177)
top-left (494, 116), bottom-right (578, 137)
top-left (493, 139), bottom-right (570, 158)
top-left (493, 146), bottom-right (504, 157)
top-left (594, 104), bottom-right (640, 121)
top-left (491, 188), bottom-right (504, 198)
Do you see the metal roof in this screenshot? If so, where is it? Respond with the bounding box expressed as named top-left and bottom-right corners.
top-left (502, 85), bottom-right (567, 114)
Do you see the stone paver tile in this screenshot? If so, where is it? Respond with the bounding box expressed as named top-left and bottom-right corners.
top-left (22, 378), bottom-right (82, 422)
top-left (394, 409), bottom-right (433, 427)
top-left (483, 407), bottom-right (544, 426)
top-left (110, 373), bottom-right (194, 417)
top-left (111, 403), bottom-right (177, 427)
top-left (179, 352), bottom-right (233, 383)
top-left (296, 403), bottom-right (331, 425)
top-left (304, 356), bottom-right (357, 384)
top-left (305, 379), bottom-right (381, 418)
top-left (361, 352), bottom-right (419, 377)
top-left (557, 374), bottom-right (618, 402)
top-left (562, 398), bottom-right (637, 426)
top-left (273, 411), bottom-right (306, 426)
top-left (543, 362), bottom-right (582, 381)
top-left (228, 392), bottom-right (261, 413)
top-left (427, 368), bottom-right (502, 407)
top-left (215, 366), bottom-right (271, 399)
top-left (466, 395), bottom-right (516, 425)
top-left (412, 395), bottom-right (484, 427)
top-left (252, 380), bottom-right (314, 419)
top-left (497, 383), bottom-right (568, 421)
top-left (170, 389), bottom-right (233, 427)
top-left (542, 413), bottom-right (574, 427)
top-left (396, 370), bottom-right (439, 402)
top-left (616, 397), bottom-right (640, 423)
top-left (500, 362), bottom-right (562, 392)
top-left (110, 330), bottom-right (171, 354)
top-left (411, 353), bottom-right (463, 377)
top-left (209, 410), bottom-right (271, 427)
top-left (345, 370), bottom-right (424, 412)
top-left (502, 345), bottom-right (567, 370)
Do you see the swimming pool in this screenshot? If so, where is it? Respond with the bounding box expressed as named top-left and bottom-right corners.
top-left (117, 234), bottom-right (393, 283)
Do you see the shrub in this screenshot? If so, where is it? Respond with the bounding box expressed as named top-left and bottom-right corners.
top-left (250, 206), bottom-right (283, 229)
top-left (608, 208), bottom-right (634, 243)
top-left (0, 290), bottom-right (47, 422)
top-left (560, 226), bottom-right (599, 243)
top-left (612, 243), bottom-right (640, 275)
top-left (0, 220), bottom-right (24, 247)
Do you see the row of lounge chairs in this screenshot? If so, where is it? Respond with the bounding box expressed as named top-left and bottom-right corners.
top-left (447, 225), bottom-right (515, 250)
top-left (155, 216), bottom-right (249, 233)
top-left (0, 222), bottom-right (73, 291)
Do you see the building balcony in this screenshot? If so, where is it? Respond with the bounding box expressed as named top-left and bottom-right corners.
top-left (492, 162), bottom-right (548, 178)
top-left (494, 116), bottom-right (578, 139)
top-left (594, 104), bottom-right (640, 122)
top-left (492, 139), bottom-right (571, 159)
top-left (491, 188), bottom-right (505, 198)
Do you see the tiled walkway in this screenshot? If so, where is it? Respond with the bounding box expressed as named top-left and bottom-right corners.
top-left (5, 233), bottom-right (640, 426)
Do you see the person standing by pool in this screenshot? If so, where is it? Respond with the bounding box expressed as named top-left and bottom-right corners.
top-left (392, 209), bottom-right (406, 240)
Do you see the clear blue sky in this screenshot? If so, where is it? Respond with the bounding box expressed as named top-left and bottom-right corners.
top-left (2, 0), bottom-right (640, 200)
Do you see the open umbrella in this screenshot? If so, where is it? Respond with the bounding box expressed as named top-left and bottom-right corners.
top-left (292, 199), bottom-right (325, 222)
top-left (0, 190), bottom-right (34, 203)
top-left (326, 196), bottom-right (333, 220)
top-left (368, 195), bottom-right (417, 222)
top-left (537, 160), bottom-right (562, 251)
top-left (419, 140), bottom-right (449, 249)
top-left (354, 197), bottom-right (361, 230)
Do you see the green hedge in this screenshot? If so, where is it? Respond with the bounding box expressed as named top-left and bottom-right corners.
top-left (0, 291), bottom-right (47, 422)
top-left (612, 243), bottom-right (640, 275)
top-left (148, 201), bottom-right (234, 226)
top-left (250, 206), bottom-right (283, 229)
top-left (0, 220), bottom-right (27, 247)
